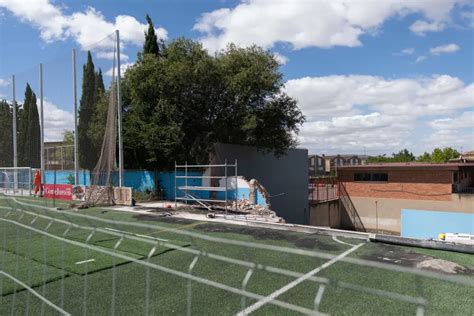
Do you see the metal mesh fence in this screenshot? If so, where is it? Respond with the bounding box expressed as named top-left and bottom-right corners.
top-left (2, 31), bottom-right (121, 188)
top-left (1, 194), bottom-right (473, 315)
top-left (0, 168), bottom-right (34, 196)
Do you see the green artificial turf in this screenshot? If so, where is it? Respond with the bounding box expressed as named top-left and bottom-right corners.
top-left (0, 194), bottom-right (473, 315)
top-left (0, 251), bottom-right (67, 296)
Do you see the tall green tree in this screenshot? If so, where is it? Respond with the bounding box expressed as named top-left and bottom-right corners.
top-left (417, 152), bottom-right (432, 162)
top-left (367, 149), bottom-right (415, 163)
top-left (143, 14), bottom-right (161, 56)
top-left (0, 100), bottom-right (13, 166)
top-left (17, 84), bottom-right (40, 168)
top-left (89, 87), bottom-right (109, 154)
top-left (422, 147), bottom-right (460, 163)
top-left (392, 149), bottom-right (415, 162)
top-left (122, 38), bottom-right (304, 171)
top-left (78, 51), bottom-right (97, 170)
top-left (62, 130), bottom-right (75, 146)
top-left (95, 69), bottom-right (105, 97)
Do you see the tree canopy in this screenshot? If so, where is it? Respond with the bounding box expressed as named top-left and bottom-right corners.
top-left (417, 147), bottom-right (460, 163)
top-left (0, 100), bottom-right (13, 166)
top-left (122, 37), bottom-right (305, 170)
top-left (17, 84), bottom-right (41, 168)
top-left (368, 147), bottom-right (461, 163)
top-left (78, 51), bottom-right (105, 170)
top-left (143, 14), bottom-right (161, 56)
top-left (367, 149), bottom-right (416, 163)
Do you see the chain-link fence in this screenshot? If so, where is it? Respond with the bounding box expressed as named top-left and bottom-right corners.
top-left (1, 31), bottom-right (123, 188)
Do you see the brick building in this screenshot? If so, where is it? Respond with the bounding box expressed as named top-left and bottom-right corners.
top-left (308, 154), bottom-right (368, 177)
top-left (336, 163), bottom-right (474, 237)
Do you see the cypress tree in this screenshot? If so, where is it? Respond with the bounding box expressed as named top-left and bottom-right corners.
top-left (27, 93), bottom-right (41, 168)
top-left (143, 14), bottom-right (160, 56)
top-left (17, 85), bottom-right (31, 167)
top-left (78, 51), bottom-right (97, 170)
top-left (0, 100), bottom-right (13, 166)
top-left (88, 68), bottom-right (107, 160)
top-left (17, 84), bottom-right (40, 168)
top-left (95, 68), bottom-right (105, 96)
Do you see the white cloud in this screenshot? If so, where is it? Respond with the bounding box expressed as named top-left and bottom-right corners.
top-left (415, 56), bottom-right (426, 63)
top-left (423, 111), bottom-right (474, 149)
top-left (409, 20), bottom-right (445, 35)
top-left (0, 0), bottom-right (167, 52)
top-left (0, 78), bottom-right (11, 99)
top-left (429, 43), bottom-right (460, 55)
top-left (194, 0), bottom-right (466, 52)
top-left (401, 48), bottom-right (414, 55)
top-left (285, 75), bottom-right (474, 154)
top-left (393, 48), bottom-right (414, 56)
top-left (0, 78), bottom-right (10, 87)
top-left (428, 111), bottom-right (474, 130)
top-left (104, 62), bottom-right (134, 77)
top-left (95, 51), bottom-right (129, 62)
top-left (37, 99), bottom-right (74, 141)
top-left (461, 10), bottom-right (474, 27)
top-left (273, 52), bottom-right (288, 65)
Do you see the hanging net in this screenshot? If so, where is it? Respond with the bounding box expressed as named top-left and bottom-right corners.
top-left (82, 44), bottom-right (118, 207)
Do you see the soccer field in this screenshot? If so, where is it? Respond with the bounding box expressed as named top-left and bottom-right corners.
top-left (0, 194), bottom-right (473, 315)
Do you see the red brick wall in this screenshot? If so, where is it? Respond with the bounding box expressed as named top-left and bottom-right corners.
top-left (339, 170), bottom-right (453, 201)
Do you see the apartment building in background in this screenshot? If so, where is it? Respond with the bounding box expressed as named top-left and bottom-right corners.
top-left (309, 154), bottom-right (369, 177)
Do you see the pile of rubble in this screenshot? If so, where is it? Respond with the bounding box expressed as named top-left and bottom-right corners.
top-left (229, 199), bottom-right (284, 222)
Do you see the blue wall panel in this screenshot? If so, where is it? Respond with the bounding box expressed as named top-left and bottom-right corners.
top-left (43, 169), bottom-right (268, 207)
top-left (401, 209), bottom-right (474, 239)
top-left (44, 170), bottom-right (90, 186)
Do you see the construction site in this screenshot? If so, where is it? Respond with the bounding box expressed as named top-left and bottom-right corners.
top-left (0, 3), bottom-right (473, 315)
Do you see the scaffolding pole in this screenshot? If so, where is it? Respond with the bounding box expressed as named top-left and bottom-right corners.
top-left (174, 161), bottom-right (238, 211)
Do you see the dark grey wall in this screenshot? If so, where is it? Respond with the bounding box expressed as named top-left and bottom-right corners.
top-left (212, 143), bottom-right (309, 224)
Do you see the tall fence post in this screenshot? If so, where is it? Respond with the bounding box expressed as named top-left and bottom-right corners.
top-left (224, 159), bottom-right (228, 214)
top-left (235, 159), bottom-right (238, 212)
top-left (174, 162), bottom-right (177, 208)
top-left (185, 161), bottom-right (188, 205)
top-left (72, 49), bottom-right (79, 185)
top-left (12, 74), bottom-right (18, 192)
top-left (116, 30), bottom-right (124, 188)
top-left (39, 63), bottom-right (45, 194)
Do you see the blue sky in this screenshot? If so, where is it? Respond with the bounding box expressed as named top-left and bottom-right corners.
top-left (0, 0), bottom-right (473, 155)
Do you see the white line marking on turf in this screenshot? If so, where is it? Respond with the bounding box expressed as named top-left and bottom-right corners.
top-left (332, 235), bottom-right (357, 247)
top-left (104, 227), bottom-right (168, 242)
top-left (75, 259), bottom-right (95, 265)
top-left (237, 243), bottom-right (365, 315)
top-left (0, 271), bottom-right (71, 315)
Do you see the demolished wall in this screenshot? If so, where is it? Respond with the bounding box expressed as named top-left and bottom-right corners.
top-left (210, 143), bottom-right (309, 224)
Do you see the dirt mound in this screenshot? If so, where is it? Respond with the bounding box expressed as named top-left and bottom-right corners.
top-left (416, 259), bottom-right (471, 274)
top-left (293, 238), bottom-right (340, 251)
top-left (362, 244), bottom-right (474, 275)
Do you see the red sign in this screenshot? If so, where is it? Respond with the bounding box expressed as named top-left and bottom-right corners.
top-left (43, 184), bottom-right (72, 200)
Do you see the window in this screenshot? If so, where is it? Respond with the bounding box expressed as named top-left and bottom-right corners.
top-left (350, 158), bottom-right (360, 165)
top-left (354, 173), bottom-right (388, 182)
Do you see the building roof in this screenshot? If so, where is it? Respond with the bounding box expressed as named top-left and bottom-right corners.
top-left (336, 162), bottom-right (474, 171)
top-left (320, 154), bottom-right (369, 160)
top-left (448, 150), bottom-right (474, 163)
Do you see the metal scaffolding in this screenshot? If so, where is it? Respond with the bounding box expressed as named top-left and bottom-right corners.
top-left (175, 160), bottom-right (238, 212)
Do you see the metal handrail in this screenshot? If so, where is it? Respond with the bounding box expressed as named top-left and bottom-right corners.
top-left (338, 182), bottom-right (365, 232)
